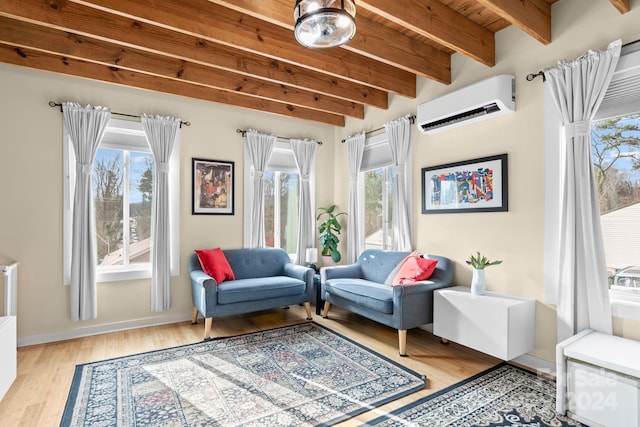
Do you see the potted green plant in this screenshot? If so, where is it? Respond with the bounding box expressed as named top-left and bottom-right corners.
top-left (317, 204), bottom-right (347, 265)
top-left (466, 252), bottom-right (502, 295)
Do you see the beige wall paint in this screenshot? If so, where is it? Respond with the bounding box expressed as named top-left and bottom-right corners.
top-left (0, 65), bottom-right (335, 341)
top-left (336, 0), bottom-right (640, 361)
top-left (2, 0), bottom-right (640, 361)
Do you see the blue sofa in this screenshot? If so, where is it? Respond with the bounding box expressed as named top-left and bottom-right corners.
top-left (321, 249), bottom-right (454, 356)
top-left (189, 248), bottom-right (314, 339)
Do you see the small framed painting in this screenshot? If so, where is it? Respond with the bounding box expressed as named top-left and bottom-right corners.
top-left (192, 158), bottom-right (234, 215)
top-left (421, 154), bottom-right (508, 214)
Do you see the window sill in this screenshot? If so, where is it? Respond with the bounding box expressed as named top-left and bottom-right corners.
top-left (97, 266), bottom-right (152, 283)
top-left (610, 291), bottom-right (640, 322)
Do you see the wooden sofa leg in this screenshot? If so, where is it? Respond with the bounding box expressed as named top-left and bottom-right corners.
top-left (321, 301), bottom-right (331, 318)
top-left (303, 302), bottom-right (312, 320)
top-left (398, 330), bottom-right (408, 357)
top-left (204, 317), bottom-right (212, 340)
top-left (191, 307), bottom-right (199, 325)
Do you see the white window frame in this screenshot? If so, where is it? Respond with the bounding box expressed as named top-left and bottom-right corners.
top-left (544, 42), bottom-right (640, 320)
top-left (358, 132), bottom-right (412, 251)
top-left (63, 118), bottom-right (180, 284)
top-left (242, 140), bottom-right (315, 252)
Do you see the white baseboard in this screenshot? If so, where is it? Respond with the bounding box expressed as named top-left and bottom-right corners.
top-left (17, 313), bottom-right (193, 347)
top-left (512, 353), bottom-right (556, 376)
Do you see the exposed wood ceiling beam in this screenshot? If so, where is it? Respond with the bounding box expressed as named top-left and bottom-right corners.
top-left (0, 0), bottom-right (388, 110)
top-left (70, 0), bottom-right (416, 97)
top-left (0, 17), bottom-right (363, 118)
top-left (0, 43), bottom-right (345, 126)
top-left (357, 0), bottom-right (496, 67)
top-left (208, 0), bottom-right (451, 84)
top-left (0, 0), bottom-right (631, 126)
top-left (609, 0), bottom-right (630, 13)
top-left (476, 0), bottom-right (551, 44)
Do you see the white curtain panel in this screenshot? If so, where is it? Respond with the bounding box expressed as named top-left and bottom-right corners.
top-left (345, 132), bottom-right (365, 264)
top-left (141, 114), bottom-right (180, 312)
top-left (62, 102), bottom-right (111, 321)
top-left (385, 115), bottom-right (413, 251)
top-left (291, 139), bottom-right (317, 265)
top-left (544, 39), bottom-right (621, 342)
top-left (245, 129), bottom-right (276, 248)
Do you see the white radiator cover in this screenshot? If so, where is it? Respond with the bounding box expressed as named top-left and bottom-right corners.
top-left (1, 257), bottom-right (17, 317)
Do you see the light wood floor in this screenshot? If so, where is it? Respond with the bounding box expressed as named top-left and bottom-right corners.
top-left (0, 305), bottom-right (500, 426)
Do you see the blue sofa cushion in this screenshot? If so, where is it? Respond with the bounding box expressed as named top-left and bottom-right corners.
top-left (217, 276), bottom-right (306, 305)
top-left (324, 279), bottom-right (393, 314)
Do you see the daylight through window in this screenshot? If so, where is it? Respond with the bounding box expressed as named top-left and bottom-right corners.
top-left (592, 113), bottom-right (640, 293)
top-left (93, 148), bottom-right (154, 269)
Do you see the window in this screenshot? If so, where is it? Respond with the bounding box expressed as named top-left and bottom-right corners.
top-left (243, 141), bottom-right (313, 260)
top-left (592, 113), bottom-right (640, 294)
top-left (264, 170), bottom-right (300, 253)
top-left (364, 166), bottom-right (394, 250)
top-left (64, 118), bottom-right (180, 283)
top-left (93, 147), bottom-right (154, 269)
top-left (358, 132), bottom-right (411, 251)
top-left (544, 41), bottom-right (640, 317)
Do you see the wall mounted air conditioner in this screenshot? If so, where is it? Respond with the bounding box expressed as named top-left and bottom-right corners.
top-left (417, 74), bottom-right (516, 134)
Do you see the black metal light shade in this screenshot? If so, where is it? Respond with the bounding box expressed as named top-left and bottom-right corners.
top-left (294, 0), bottom-right (356, 49)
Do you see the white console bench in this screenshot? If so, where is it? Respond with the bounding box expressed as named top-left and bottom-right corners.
top-left (557, 329), bottom-right (640, 426)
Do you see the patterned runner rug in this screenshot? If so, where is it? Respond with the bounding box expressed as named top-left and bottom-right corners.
top-left (365, 362), bottom-right (583, 427)
top-left (61, 322), bottom-right (425, 426)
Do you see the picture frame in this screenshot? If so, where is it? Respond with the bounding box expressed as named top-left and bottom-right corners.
top-left (192, 158), bottom-right (235, 215)
top-left (421, 154), bottom-right (508, 214)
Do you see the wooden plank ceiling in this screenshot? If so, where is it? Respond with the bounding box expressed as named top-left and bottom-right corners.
top-left (0, 0), bottom-right (630, 126)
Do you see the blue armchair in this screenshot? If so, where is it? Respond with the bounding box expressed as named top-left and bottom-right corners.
top-left (321, 249), bottom-right (454, 356)
top-left (189, 248), bottom-right (314, 339)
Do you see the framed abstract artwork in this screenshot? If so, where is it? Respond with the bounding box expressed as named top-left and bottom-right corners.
top-left (421, 154), bottom-right (508, 214)
top-left (192, 158), bottom-right (235, 215)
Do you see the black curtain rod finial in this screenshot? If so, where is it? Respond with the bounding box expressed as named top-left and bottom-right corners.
top-left (526, 71), bottom-right (546, 82)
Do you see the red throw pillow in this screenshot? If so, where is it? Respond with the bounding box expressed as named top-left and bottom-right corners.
top-left (195, 248), bottom-right (235, 284)
top-left (392, 251), bottom-right (438, 286)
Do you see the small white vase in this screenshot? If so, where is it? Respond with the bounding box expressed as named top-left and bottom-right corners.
top-left (471, 268), bottom-right (486, 295)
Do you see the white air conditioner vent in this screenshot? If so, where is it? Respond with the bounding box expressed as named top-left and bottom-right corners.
top-left (417, 74), bottom-right (516, 134)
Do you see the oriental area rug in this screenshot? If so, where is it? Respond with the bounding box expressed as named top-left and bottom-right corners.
top-left (61, 322), bottom-right (425, 427)
top-left (364, 362), bottom-right (583, 427)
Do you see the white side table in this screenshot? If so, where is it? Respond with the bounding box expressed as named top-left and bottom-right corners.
top-left (433, 286), bottom-right (535, 360)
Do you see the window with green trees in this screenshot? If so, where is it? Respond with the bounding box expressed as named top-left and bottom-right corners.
top-left (592, 112), bottom-right (640, 291)
top-left (364, 166), bottom-right (394, 250)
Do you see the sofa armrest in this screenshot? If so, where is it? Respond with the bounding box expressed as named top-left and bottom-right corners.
top-left (284, 263), bottom-right (309, 281)
top-left (284, 264), bottom-right (314, 300)
top-left (321, 264), bottom-right (362, 282)
top-left (392, 280), bottom-right (448, 296)
top-left (190, 269), bottom-right (218, 318)
top-left (190, 269), bottom-right (217, 288)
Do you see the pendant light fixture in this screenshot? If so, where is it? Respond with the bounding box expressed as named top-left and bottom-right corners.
top-left (294, 0), bottom-right (356, 49)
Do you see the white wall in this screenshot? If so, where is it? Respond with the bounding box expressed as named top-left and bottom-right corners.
top-left (2, 0), bottom-right (640, 360)
top-left (334, 0), bottom-right (640, 361)
top-left (0, 65), bottom-right (335, 344)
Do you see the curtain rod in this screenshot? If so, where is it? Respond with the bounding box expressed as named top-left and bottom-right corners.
top-left (526, 39), bottom-right (640, 83)
top-left (48, 101), bottom-right (191, 127)
top-left (341, 114), bottom-right (416, 143)
top-left (236, 128), bottom-right (322, 145)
